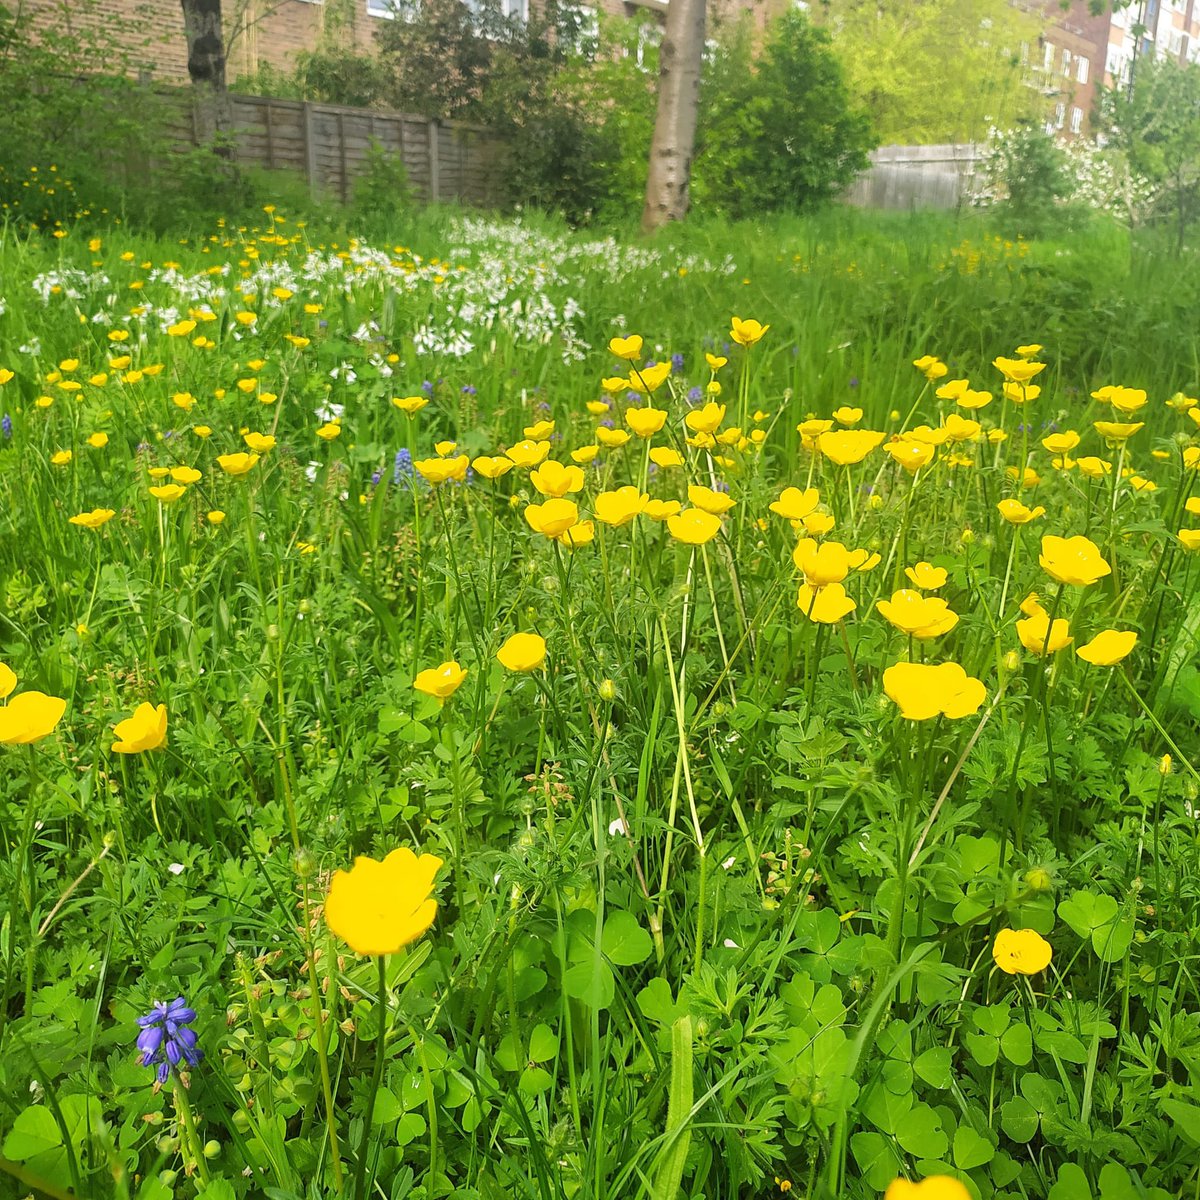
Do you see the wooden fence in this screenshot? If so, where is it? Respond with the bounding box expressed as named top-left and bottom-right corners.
top-left (843, 144), bottom-right (982, 211)
top-left (164, 91), bottom-right (507, 206)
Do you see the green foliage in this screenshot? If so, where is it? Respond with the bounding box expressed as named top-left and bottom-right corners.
top-left (349, 141), bottom-right (414, 229)
top-left (982, 122), bottom-right (1083, 239)
top-left (695, 12), bottom-right (874, 218)
top-left (815, 0), bottom-right (1042, 145)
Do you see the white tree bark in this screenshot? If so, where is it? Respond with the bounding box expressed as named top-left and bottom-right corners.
top-left (641, 0), bottom-right (706, 233)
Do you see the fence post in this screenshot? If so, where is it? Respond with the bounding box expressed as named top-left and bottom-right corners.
top-left (428, 117), bottom-right (440, 202)
top-left (303, 102), bottom-right (319, 200)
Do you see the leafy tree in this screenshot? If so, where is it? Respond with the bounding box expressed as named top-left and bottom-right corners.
top-left (1100, 57), bottom-right (1200, 254)
top-left (814, 0), bottom-right (1040, 145)
top-left (692, 11), bottom-right (873, 218)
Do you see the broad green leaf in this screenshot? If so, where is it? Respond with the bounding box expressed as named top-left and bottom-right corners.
top-left (1161, 1098), bottom-right (1200, 1147)
top-left (1048, 1163), bottom-right (1093, 1200)
top-left (2, 1105), bottom-right (62, 1160)
top-left (1001, 1022), bottom-right (1033, 1066)
top-left (953, 1125), bottom-right (995, 1169)
top-left (894, 1103), bottom-right (948, 1159)
top-left (528, 1022), bottom-right (559, 1063)
top-left (913, 1046), bottom-right (953, 1089)
top-left (849, 1131), bottom-right (902, 1190)
top-left (1000, 1096), bottom-right (1039, 1142)
top-left (601, 910), bottom-right (653, 966)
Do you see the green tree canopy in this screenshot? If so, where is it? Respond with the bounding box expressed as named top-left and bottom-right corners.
top-left (814, 0), bottom-right (1042, 145)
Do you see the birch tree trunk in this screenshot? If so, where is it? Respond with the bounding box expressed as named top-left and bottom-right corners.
top-left (180, 0), bottom-right (232, 150)
top-left (641, 0), bottom-right (706, 233)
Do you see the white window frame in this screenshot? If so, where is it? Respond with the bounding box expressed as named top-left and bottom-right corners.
top-left (1076, 55), bottom-right (1089, 83)
top-left (367, 0), bottom-right (417, 18)
top-left (1055, 101), bottom-right (1066, 129)
top-left (1069, 106), bottom-right (1083, 134)
top-left (1061, 47), bottom-right (1072, 76)
top-left (1043, 40), bottom-right (1055, 71)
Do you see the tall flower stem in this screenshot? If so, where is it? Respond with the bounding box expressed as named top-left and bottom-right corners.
top-left (353, 956), bottom-right (390, 1200)
top-left (171, 1073), bottom-right (211, 1186)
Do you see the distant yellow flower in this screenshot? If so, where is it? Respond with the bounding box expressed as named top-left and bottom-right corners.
top-left (497, 632), bottom-right (546, 673)
top-left (832, 405), bottom-right (862, 425)
top-left (626, 407), bottom-right (668, 438)
top-left (632, 362), bottom-right (671, 393)
top-left (112, 702), bottom-right (168, 753)
top-left (993, 356), bottom-right (1046, 384)
top-left (234, 311), bottom-right (257, 326)
top-left (149, 484), bottom-right (187, 503)
top-left (559, 520), bottom-right (595, 549)
top-left (912, 354), bottom-right (948, 381)
top-left (243, 432), bottom-right (276, 453)
top-left (217, 452), bottom-right (260, 477)
top-left (686, 402), bottom-right (726, 434)
top-left (876, 590), bottom-right (958, 639)
top-left (644, 498), bottom-right (682, 521)
top-left (523, 420), bottom-right (555, 442)
top-left (1076, 456), bottom-right (1112, 480)
top-left (415, 455), bottom-right (469, 485)
top-left (941, 414), bottom-right (980, 442)
top-left (50, 450), bottom-right (73, 466)
top-left (530, 461), bottom-right (585, 497)
top-left (525, 499), bottom-right (579, 538)
top-left (1042, 431), bottom-right (1080, 455)
top-left (0, 368), bottom-right (14, 385)
top-left (193, 425), bottom-right (213, 439)
top-left (1093, 420), bottom-right (1143, 442)
top-left (956, 387), bottom-right (993, 410)
top-left (769, 487), bottom-right (820, 521)
top-left (1003, 381), bottom-right (1040, 403)
top-left (904, 562), bottom-right (947, 590)
top-left (1039, 534), bottom-right (1110, 586)
top-left (207, 510), bottom-right (226, 525)
top-left (687, 484), bottom-right (735, 515)
top-left (595, 486), bottom-right (648, 527)
top-left (601, 376), bottom-right (631, 394)
top-left (935, 379), bottom-right (969, 402)
top-left (1016, 343), bottom-right (1043, 357)
top-left (69, 508), bottom-right (115, 530)
top-left (885, 440), bottom-right (934, 471)
top-left (730, 317), bottom-right (769, 346)
top-left (325, 847), bottom-right (443, 956)
top-left (992, 928), bottom-right (1052, 975)
top-left (705, 353), bottom-right (728, 370)
top-left (507, 439), bottom-right (552, 468)
top-left (413, 661), bottom-right (467, 702)
top-left (472, 455), bottom-right (515, 480)
top-left (316, 422), bottom-right (342, 441)
top-left (797, 582), bottom-right (856, 623)
top-left (650, 447), bottom-right (683, 468)
top-left (596, 427), bottom-right (631, 449)
top-left (570, 445), bottom-right (599, 464)
top-left (1017, 611), bottom-right (1072, 655)
top-left (0, 691), bottom-right (68, 745)
top-left (1178, 529), bottom-right (1200, 550)
top-left (392, 395), bottom-right (429, 415)
top-left (793, 539), bottom-right (854, 587)
top-left (1091, 384), bottom-right (1147, 414)
top-left (171, 466), bottom-right (202, 485)
top-left (1076, 629), bottom-right (1137, 666)
top-left (1006, 465), bottom-right (1041, 489)
top-left (167, 319), bottom-right (197, 337)
top-left (997, 498), bottom-right (1045, 525)
top-left (818, 429), bottom-right (885, 465)
top-left (667, 507), bottom-right (722, 545)
top-left (609, 334), bottom-right (643, 361)
top-left (883, 661), bottom-right (985, 720)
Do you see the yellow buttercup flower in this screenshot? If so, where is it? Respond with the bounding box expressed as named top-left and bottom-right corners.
top-left (1178, 529), bottom-right (1200, 550)
top-left (0, 691), bottom-right (68, 745)
top-left (992, 928), bottom-right (1052, 975)
top-left (705, 352), bottom-right (727, 370)
top-left (996, 499), bottom-right (1045, 525)
top-left (883, 661), bottom-right (985, 720)
top-left (1093, 420), bottom-right (1143, 442)
top-left (818, 429), bottom-right (885, 465)
top-left (644, 498), bottom-right (682, 521)
top-left (625, 407), bottom-right (668, 438)
top-left (392, 395), bottom-right (429, 415)
top-left (594, 486), bottom-right (648, 527)
top-left (523, 420), bottom-right (555, 442)
top-left (112, 702), bottom-right (168, 753)
top-left (1003, 381), bottom-right (1040, 403)
top-left (687, 485), bottom-right (735, 515)
top-left (571, 445), bottom-right (599, 464)
top-left (941, 414), bottom-right (980, 442)
top-left (793, 539), bottom-right (851, 586)
top-left (885, 1175), bottom-right (971, 1200)
top-left (631, 362), bottom-right (671, 393)
top-left (525, 499), bottom-right (579, 538)
top-left (217, 452), bottom-right (260, 477)
top-left (415, 455), bottom-right (469, 485)
top-left (769, 487), bottom-right (820, 521)
top-left (50, 450), bottom-right (73, 466)
top-left (472, 455), bottom-right (515, 480)
top-left (1076, 629), bottom-right (1137, 666)
top-left (686, 402), bottom-right (726, 434)
top-left (993, 356), bottom-right (1046, 384)
top-left (935, 379), bottom-right (969, 402)
top-left (1017, 611), bottom-right (1072, 655)
top-left (667, 507), bottom-right (722, 545)
top-left (207, 510), bottom-right (226, 525)
top-left (149, 484), bottom-right (187, 503)
top-left (171, 466), bottom-right (202, 485)
top-left (1039, 534), bottom-right (1111, 586)
top-left (832, 405), bottom-right (862, 426)
top-left (912, 354), bottom-right (948, 381)
top-left (497, 632), bottom-right (546, 673)
top-left (1076, 456), bottom-right (1112, 480)
top-left (69, 508), bottom-right (116, 530)
top-left (1042, 431), bottom-right (1080, 455)
top-left (316, 422), bottom-right (342, 441)
top-left (559, 520), bottom-right (595, 549)
top-left (413, 661), bottom-right (468, 702)
top-left (904, 562), bottom-right (947, 590)
top-left (506, 439), bottom-right (552, 468)
top-left (955, 387), bottom-right (993, 410)
top-left (1091, 384), bottom-right (1147, 414)
top-left (0, 663), bottom-right (14, 699)
top-left (730, 316), bottom-right (769, 346)
top-left (885, 440), bottom-right (934, 471)
top-left (244, 432), bottom-right (276, 454)
top-left (797, 581), bottom-right (855, 623)
top-left (530, 460), bottom-right (585, 497)
top-left (609, 334), bottom-right (643, 361)
top-left (650, 447), bottom-right (683, 468)
top-left (875, 590), bottom-right (958, 639)
top-left (324, 848), bottom-right (443, 956)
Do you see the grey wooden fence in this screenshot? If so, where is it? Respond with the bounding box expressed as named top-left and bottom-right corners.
top-left (165, 91), bottom-right (506, 206)
top-left (844, 144), bottom-right (982, 211)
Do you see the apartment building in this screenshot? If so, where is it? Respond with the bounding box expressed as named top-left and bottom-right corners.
top-left (22, 0), bottom-right (672, 87)
top-left (1024, 0), bottom-right (1200, 138)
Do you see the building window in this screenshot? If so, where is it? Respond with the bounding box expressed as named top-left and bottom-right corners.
top-left (1055, 101), bottom-right (1066, 129)
top-left (1043, 40), bottom-right (1055, 71)
top-left (1076, 55), bottom-right (1089, 84)
top-left (1061, 47), bottom-right (1072, 75)
top-left (1070, 106), bottom-right (1083, 134)
top-left (367, 0), bottom-right (417, 17)
top-left (503, 0), bottom-right (528, 18)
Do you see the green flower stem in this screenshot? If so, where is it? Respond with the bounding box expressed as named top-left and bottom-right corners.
top-left (171, 1072), bottom-right (211, 1186)
top-left (1119, 671), bottom-right (1200, 784)
top-left (353, 956), bottom-right (390, 1200)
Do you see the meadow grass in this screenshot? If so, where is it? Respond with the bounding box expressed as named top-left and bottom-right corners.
top-left (1, 204), bottom-right (1199, 1200)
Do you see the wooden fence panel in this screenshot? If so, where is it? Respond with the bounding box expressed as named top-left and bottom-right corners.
top-left (843, 144), bottom-right (982, 211)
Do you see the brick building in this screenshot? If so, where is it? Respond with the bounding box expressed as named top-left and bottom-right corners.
top-left (22, 0), bottom-right (696, 87)
top-left (1021, 0), bottom-right (1200, 138)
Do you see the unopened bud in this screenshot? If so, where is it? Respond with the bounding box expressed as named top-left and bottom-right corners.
top-left (599, 679), bottom-right (617, 702)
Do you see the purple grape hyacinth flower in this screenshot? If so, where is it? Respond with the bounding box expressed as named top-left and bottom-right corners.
top-left (137, 997), bottom-right (202, 1084)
